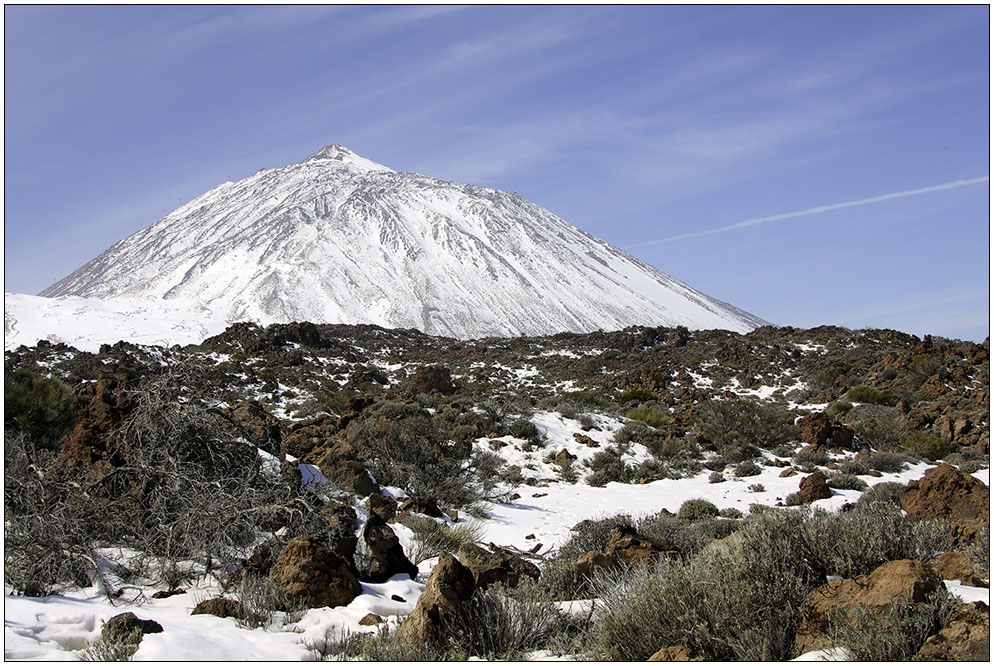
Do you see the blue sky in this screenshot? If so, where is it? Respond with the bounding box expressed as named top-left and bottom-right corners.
top-left (4, 5), bottom-right (990, 341)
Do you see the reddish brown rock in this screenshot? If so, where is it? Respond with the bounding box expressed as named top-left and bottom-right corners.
top-left (900, 463), bottom-right (990, 543)
top-left (228, 400), bottom-right (281, 453)
top-left (917, 601), bottom-right (990, 661)
top-left (605, 525), bottom-right (680, 568)
top-left (575, 551), bottom-right (620, 578)
top-left (554, 448), bottom-right (576, 465)
top-left (456, 543), bottom-right (540, 590)
top-left (573, 433), bottom-right (596, 447)
top-left (192, 598), bottom-right (243, 619)
top-left (268, 536), bottom-right (361, 609)
top-left (779, 467), bottom-right (797, 478)
top-left (395, 552), bottom-right (476, 647)
top-left (368, 492), bottom-right (397, 522)
top-left (412, 366), bottom-right (455, 396)
top-left (799, 471), bottom-right (832, 504)
top-left (358, 613), bottom-right (385, 626)
top-left (396, 497), bottom-right (444, 519)
top-left (795, 559), bottom-right (943, 654)
top-left (797, 412), bottom-right (832, 447)
top-left (931, 551), bottom-right (989, 587)
top-left (648, 645), bottom-right (704, 661)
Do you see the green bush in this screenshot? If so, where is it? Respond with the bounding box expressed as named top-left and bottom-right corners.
top-left (708, 471), bottom-right (726, 484)
top-left (4, 368), bottom-right (77, 452)
top-left (902, 432), bottom-right (957, 461)
top-left (834, 459), bottom-right (869, 476)
top-left (826, 473), bottom-right (868, 491)
top-left (703, 456), bottom-right (726, 471)
top-left (843, 384), bottom-right (893, 405)
top-left (617, 389), bottom-right (659, 405)
top-left (509, 418), bottom-right (539, 440)
top-left (589, 509), bottom-right (820, 660)
top-left (733, 459), bottom-right (762, 477)
top-left (450, 424), bottom-right (479, 445)
top-left (826, 400), bottom-right (854, 419)
top-left (785, 492), bottom-right (805, 507)
top-left (623, 404), bottom-right (670, 428)
top-left (352, 401), bottom-right (476, 506)
top-left (613, 420), bottom-right (652, 444)
top-left (696, 399), bottom-right (798, 454)
top-left (829, 590), bottom-right (955, 661)
top-left (718, 507), bottom-right (743, 519)
top-left (803, 503), bottom-right (951, 578)
top-left (585, 446), bottom-right (632, 487)
top-left (678, 499), bottom-right (719, 522)
top-left (560, 391), bottom-right (612, 410)
top-left (793, 448), bottom-right (828, 467)
top-left (864, 451), bottom-right (907, 474)
top-left (399, 514), bottom-right (485, 565)
top-left (855, 481), bottom-right (904, 508)
top-left (748, 483), bottom-right (765, 493)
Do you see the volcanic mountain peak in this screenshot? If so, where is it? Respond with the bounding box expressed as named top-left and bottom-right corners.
top-left (32, 144), bottom-right (768, 342)
top-left (302, 143), bottom-right (394, 172)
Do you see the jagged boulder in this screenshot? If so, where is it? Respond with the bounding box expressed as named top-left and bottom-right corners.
top-left (318, 501), bottom-right (360, 563)
top-left (281, 416), bottom-right (339, 461)
top-left (228, 400), bottom-right (281, 454)
top-left (354, 512), bottom-right (418, 582)
top-left (268, 536), bottom-right (361, 609)
top-left (52, 371), bottom-right (132, 482)
top-left (396, 497), bottom-right (443, 519)
top-left (648, 645), bottom-right (704, 661)
top-left (455, 543), bottom-right (540, 589)
top-left (605, 525), bottom-right (680, 568)
top-left (368, 492), bottom-right (398, 522)
top-left (102, 612), bottom-right (163, 643)
top-left (900, 463), bottom-right (990, 543)
top-left (412, 366), bottom-right (455, 396)
top-left (396, 552), bottom-right (476, 647)
top-left (799, 471), bottom-right (832, 504)
top-left (931, 551), bottom-right (989, 587)
top-left (192, 598), bottom-right (243, 619)
top-left (797, 411), bottom-right (832, 447)
top-left (795, 559), bottom-right (943, 654)
top-left (917, 601), bottom-right (990, 661)
top-left (575, 551), bottom-right (619, 578)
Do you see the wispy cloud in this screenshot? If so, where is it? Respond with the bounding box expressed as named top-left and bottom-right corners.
top-left (624, 176), bottom-right (989, 248)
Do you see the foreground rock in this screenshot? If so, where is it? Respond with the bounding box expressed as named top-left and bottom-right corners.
top-left (931, 551), bottom-right (989, 587)
top-left (354, 512), bottom-right (418, 582)
top-left (917, 601), bottom-right (990, 661)
top-left (900, 463), bottom-right (990, 543)
top-left (102, 612), bottom-right (163, 643)
top-left (191, 598), bottom-right (243, 619)
top-left (456, 543), bottom-right (540, 589)
top-left (799, 471), bottom-right (832, 504)
top-left (575, 525), bottom-right (680, 578)
top-left (648, 645), bottom-right (704, 661)
top-left (396, 552), bottom-right (476, 647)
top-left (794, 559), bottom-right (943, 654)
top-left (268, 536), bottom-right (361, 608)
top-left (606, 525), bottom-right (680, 567)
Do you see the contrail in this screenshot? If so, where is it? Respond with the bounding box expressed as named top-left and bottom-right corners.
top-left (624, 175), bottom-right (990, 249)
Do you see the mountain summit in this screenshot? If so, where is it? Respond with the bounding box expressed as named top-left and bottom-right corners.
top-left (39, 144), bottom-right (767, 339)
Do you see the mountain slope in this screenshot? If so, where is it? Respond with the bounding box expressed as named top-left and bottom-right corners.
top-left (40, 144), bottom-right (767, 339)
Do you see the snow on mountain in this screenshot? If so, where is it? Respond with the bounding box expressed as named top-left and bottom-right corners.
top-left (20, 144), bottom-right (767, 348)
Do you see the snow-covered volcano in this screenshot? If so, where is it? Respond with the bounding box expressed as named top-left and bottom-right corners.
top-left (39, 144), bottom-right (767, 339)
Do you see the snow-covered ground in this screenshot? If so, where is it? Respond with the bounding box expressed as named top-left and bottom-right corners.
top-left (4, 293), bottom-right (227, 353)
top-left (6, 440), bottom-right (988, 660)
